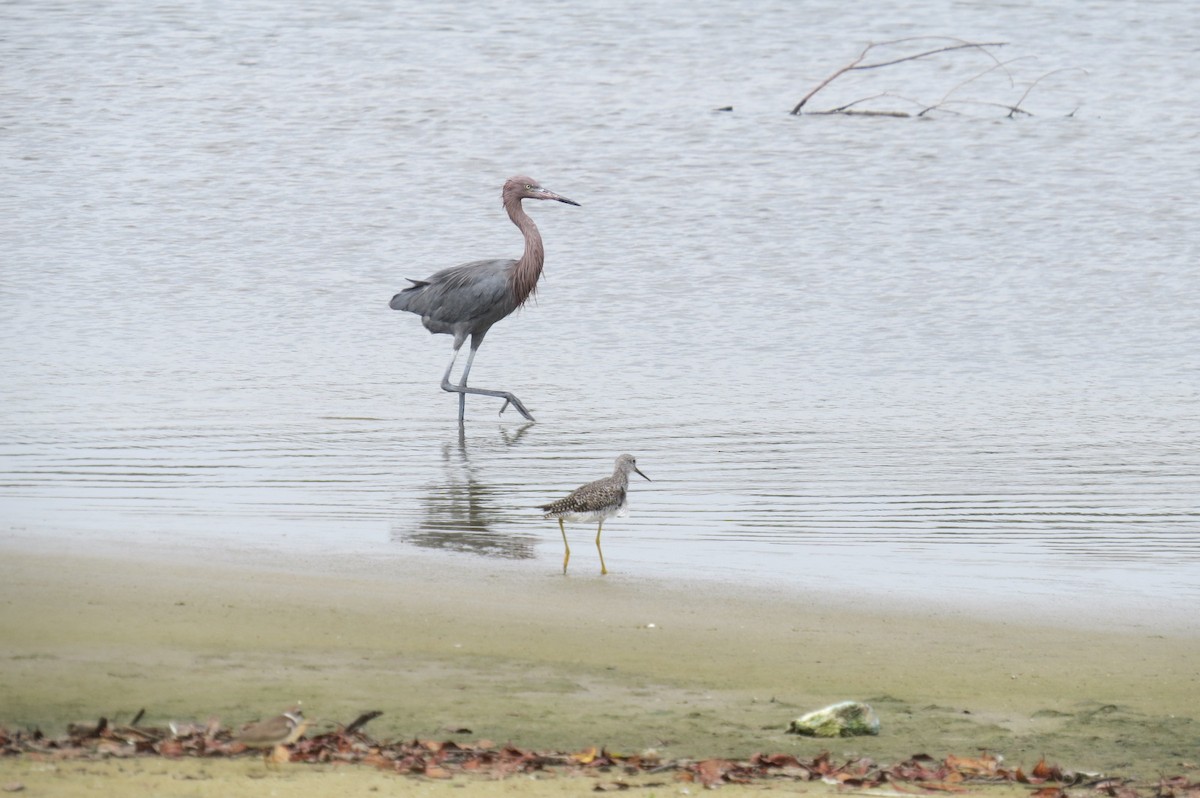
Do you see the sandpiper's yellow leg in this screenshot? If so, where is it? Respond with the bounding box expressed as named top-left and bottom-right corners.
top-left (559, 518), bottom-right (570, 574)
top-left (596, 521), bottom-right (607, 575)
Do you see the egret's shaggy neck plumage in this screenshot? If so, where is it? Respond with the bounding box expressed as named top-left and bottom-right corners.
top-left (503, 179), bottom-right (546, 309)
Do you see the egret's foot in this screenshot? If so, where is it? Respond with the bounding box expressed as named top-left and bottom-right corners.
top-left (440, 383), bottom-right (535, 422)
top-left (499, 395), bottom-right (535, 421)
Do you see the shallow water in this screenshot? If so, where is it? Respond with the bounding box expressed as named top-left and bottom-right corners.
top-left (2, 0), bottom-right (1198, 625)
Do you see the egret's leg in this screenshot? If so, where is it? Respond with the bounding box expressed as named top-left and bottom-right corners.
top-left (438, 344), bottom-right (536, 422)
top-left (559, 518), bottom-right (570, 574)
top-left (437, 347), bottom-right (469, 423)
top-left (439, 345), bottom-right (460, 417)
top-left (456, 346), bottom-right (479, 421)
top-left (440, 347), bottom-right (462, 386)
top-left (596, 521), bottom-right (607, 576)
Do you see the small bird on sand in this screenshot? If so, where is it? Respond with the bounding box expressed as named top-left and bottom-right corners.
top-left (234, 706), bottom-right (310, 767)
top-left (540, 454), bottom-right (651, 575)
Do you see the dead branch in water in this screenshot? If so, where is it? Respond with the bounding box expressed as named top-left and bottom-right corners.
top-left (1006, 66), bottom-right (1089, 117)
top-left (790, 38), bottom-right (1081, 118)
top-left (791, 37), bottom-right (1008, 115)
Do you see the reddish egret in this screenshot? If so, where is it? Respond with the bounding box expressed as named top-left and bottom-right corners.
top-left (540, 454), bottom-right (651, 575)
top-left (390, 176), bottom-right (579, 422)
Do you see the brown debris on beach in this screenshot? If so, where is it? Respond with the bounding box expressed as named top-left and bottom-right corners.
top-left (2, 711), bottom-right (1197, 797)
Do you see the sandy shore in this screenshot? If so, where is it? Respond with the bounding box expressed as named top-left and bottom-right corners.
top-left (1, 529), bottom-right (1197, 795)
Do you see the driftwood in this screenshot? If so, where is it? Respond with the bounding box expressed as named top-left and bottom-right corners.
top-left (791, 37), bottom-right (1083, 118)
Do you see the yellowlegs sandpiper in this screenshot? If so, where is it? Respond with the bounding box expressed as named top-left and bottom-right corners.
top-left (540, 454), bottom-right (651, 575)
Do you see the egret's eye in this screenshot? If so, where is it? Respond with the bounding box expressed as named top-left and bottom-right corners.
top-left (525, 184), bottom-right (534, 190)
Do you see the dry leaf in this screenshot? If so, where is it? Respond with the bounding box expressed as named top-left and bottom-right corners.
top-left (1032, 758), bottom-right (1056, 780)
top-left (1031, 787), bottom-right (1066, 798)
top-left (945, 753), bottom-right (999, 776)
top-left (573, 746), bottom-right (599, 764)
top-left (695, 759), bottom-right (732, 787)
top-left (156, 739), bottom-right (183, 758)
top-left (753, 752), bottom-right (802, 769)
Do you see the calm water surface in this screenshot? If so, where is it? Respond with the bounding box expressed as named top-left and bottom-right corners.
top-left (2, 1), bottom-right (1198, 627)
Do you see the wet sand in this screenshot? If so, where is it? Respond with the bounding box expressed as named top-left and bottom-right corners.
top-left (1, 530), bottom-right (1197, 795)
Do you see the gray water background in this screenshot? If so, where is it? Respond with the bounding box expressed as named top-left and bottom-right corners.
top-left (2, 1), bottom-right (1198, 627)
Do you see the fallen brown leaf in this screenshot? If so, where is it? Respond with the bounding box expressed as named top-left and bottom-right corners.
top-left (1032, 758), bottom-right (1056, 780)
top-left (573, 746), bottom-right (599, 765)
top-left (156, 739), bottom-right (184, 758)
top-left (945, 753), bottom-right (1000, 776)
top-left (695, 759), bottom-right (733, 787)
top-left (751, 752), bottom-right (802, 769)
top-left (1031, 787), bottom-right (1066, 798)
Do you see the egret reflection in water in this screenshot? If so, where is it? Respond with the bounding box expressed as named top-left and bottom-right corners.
top-left (392, 424), bottom-right (538, 559)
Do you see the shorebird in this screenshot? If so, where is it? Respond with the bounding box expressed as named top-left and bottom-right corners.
top-left (234, 706), bottom-right (310, 767)
top-left (540, 454), bottom-right (651, 575)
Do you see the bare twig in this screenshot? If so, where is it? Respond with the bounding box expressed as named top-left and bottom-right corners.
top-left (790, 43), bottom-right (871, 116)
top-left (852, 41), bottom-right (1008, 72)
top-left (1008, 66), bottom-right (1089, 117)
top-left (923, 99), bottom-right (1035, 117)
top-left (810, 109), bottom-right (912, 118)
top-left (791, 37), bottom-right (1008, 114)
top-left (937, 56), bottom-right (1031, 106)
top-left (344, 710), bottom-right (383, 736)
top-left (916, 59), bottom-right (1028, 116)
top-left (825, 93), bottom-right (899, 113)
top-left (815, 92), bottom-right (930, 117)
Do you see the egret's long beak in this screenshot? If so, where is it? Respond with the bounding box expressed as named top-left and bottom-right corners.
top-left (634, 466), bottom-right (651, 482)
top-left (540, 188), bottom-right (580, 206)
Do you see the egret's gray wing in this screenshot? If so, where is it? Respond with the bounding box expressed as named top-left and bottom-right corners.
top-left (390, 259), bottom-right (518, 335)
